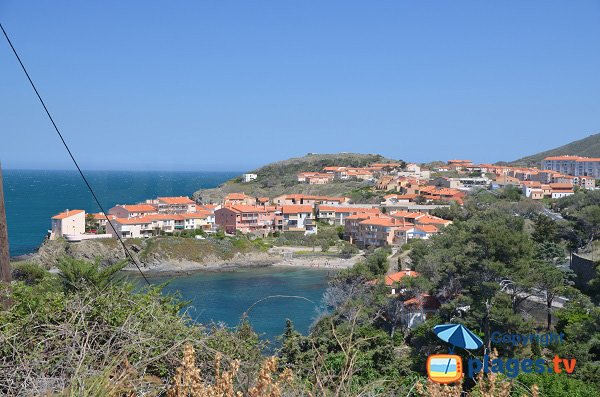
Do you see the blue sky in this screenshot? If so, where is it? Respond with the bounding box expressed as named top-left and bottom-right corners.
top-left (1, 1), bottom-right (599, 171)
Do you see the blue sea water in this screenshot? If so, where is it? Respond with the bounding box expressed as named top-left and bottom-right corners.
top-left (3, 169), bottom-right (237, 256)
top-left (129, 267), bottom-right (330, 341)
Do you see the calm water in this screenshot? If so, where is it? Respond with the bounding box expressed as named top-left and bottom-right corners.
top-left (3, 169), bottom-right (237, 256)
top-left (131, 267), bottom-right (330, 340)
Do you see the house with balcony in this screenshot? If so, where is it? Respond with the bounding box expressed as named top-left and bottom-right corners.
top-left (153, 196), bottom-right (196, 213)
top-left (281, 205), bottom-right (317, 234)
top-left (273, 194), bottom-right (350, 206)
top-left (214, 205), bottom-right (276, 236)
top-left (223, 193), bottom-right (257, 206)
top-left (317, 205), bottom-right (380, 225)
top-left (108, 204), bottom-right (157, 219)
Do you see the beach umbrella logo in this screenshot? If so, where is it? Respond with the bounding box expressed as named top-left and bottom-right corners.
top-left (427, 324), bottom-right (483, 384)
top-left (433, 323), bottom-right (484, 351)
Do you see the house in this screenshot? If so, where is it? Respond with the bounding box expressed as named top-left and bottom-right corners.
top-left (418, 186), bottom-right (465, 204)
top-left (317, 205), bottom-right (380, 225)
top-left (381, 194), bottom-right (418, 206)
top-left (223, 193), bottom-right (257, 206)
top-left (108, 204), bottom-right (157, 219)
top-left (549, 183), bottom-right (575, 199)
top-left (50, 209), bottom-right (85, 239)
top-left (242, 173), bottom-right (258, 183)
top-left (376, 270), bottom-right (421, 294)
top-left (429, 177), bottom-right (461, 189)
top-left (352, 216), bottom-right (409, 248)
top-left (375, 176), bottom-right (399, 191)
top-left (297, 172), bottom-right (334, 184)
top-left (91, 213), bottom-right (116, 229)
top-left (214, 205), bottom-right (276, 236)
top-left (105, 217), bottom-right (153, 238)
top-left (272, 194), bottom-right (350, 206)
top-left (155, 197), bottom-right (196, 213)
top-left (402, 294), bottom-right (441, 328)
top-left (281, 205), bottom-right (317, 234)
top-left (257, 197), bottom-right (271, 206)
top-left (409, 224), bottom-right (439, 239)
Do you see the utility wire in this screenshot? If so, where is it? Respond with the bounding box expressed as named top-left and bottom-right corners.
top-left (0, 22), bottom-right (151, 286)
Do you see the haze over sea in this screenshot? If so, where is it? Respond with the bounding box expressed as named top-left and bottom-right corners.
top-left (3, 169), bottom-right (330, 338)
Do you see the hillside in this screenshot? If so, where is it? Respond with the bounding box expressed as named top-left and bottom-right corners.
top-left (510, 132), bottom-right (600, 166)
top-left (193, 153), bottom-right (401, 203)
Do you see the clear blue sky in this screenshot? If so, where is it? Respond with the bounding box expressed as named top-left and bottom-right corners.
top-left (1, 1), bottom-right (599, 171)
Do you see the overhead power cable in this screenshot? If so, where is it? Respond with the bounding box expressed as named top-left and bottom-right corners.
top-left (1, 22), bottom-right (151, 286)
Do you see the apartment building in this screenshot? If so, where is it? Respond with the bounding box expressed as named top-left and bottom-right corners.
top-left (280, 205), bottom-right (317, 234)
top-left (223, 193), bottom-right (257, 206)
top-left (317, 205), bottom-right (380, 225)
top-left (155, 196), bottom-right (196, 213)
top-left (214, 205), bottom-right (276, 235)
top-left (542, 156), bottom-right (600, 179)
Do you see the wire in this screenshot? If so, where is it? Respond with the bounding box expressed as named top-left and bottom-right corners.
top-left (0, 22), bottom-right (151, 286)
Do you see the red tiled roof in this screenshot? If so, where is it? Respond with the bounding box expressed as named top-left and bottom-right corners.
top-left (384, 270), bottom-right (420, 285)
top-left (282, 205), bottom-right (313, 214)
top-left (52, 209), bottom-right (85, 219)
top-left (121, 204), bottom-right (157, 212)
top-left (158, 196), bottom-right (194, 204)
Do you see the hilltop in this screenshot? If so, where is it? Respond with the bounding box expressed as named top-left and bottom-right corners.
top-left (193, 153), bottom-right (401, 203)
top-left (510, 132), bottom-right (600, 166)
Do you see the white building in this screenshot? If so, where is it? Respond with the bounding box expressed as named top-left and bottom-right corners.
top-left (542, 156), bottom-right (600, 179)
top-left (243, 173), bottom-right (258, 182)
top-left (50, 209), bottom-right (86, 239)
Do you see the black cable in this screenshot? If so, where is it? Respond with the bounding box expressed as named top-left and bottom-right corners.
top-left (0, 22), bottom-right (151, 286)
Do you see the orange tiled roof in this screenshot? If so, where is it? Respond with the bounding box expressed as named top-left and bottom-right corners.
top-left (359, 216), bottom-right (399, 227)
top-left (158, 196), bottom-right (194, 204)
top-left (121, 204), bottom-right (157, 212)
top-left (52, 209), bottom-right (85, 219)
top-left (282, 205), bottom-right (313, 214)
top-left (415, 224), bottom-right (439, 233)
top-left (224, 205), bottom-right (271, 213)
top-left (384, 270), bottom-right (420, 285)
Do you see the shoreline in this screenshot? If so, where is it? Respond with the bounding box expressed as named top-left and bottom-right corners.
top-left (120, 253), bottom-right (361, 277)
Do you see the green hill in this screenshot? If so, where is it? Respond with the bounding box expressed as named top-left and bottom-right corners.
top-left (193, 153), bottom-right (402, 203)
top-left (511, 132), bottom-right (600, 166)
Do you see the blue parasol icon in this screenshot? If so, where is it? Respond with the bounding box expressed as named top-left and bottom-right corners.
top-left (433, 323), bottom-right (483, 350)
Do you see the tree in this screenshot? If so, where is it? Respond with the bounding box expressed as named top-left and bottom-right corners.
top-left (532, 214), bottom-right (558, 243)
top-left (85, 213), bottom-right (97, 232)
top-left (533, 261), bottom-right (565, 330)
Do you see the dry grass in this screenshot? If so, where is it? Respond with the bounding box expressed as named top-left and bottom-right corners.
top-left (166, 344), bottom-right (292, 397)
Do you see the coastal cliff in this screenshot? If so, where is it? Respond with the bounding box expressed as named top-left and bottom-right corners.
top-left (27, 236), bottom-right (277, 273)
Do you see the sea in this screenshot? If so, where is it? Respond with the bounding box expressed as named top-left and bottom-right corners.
top-left (3, 169), bottom-right (331, 339)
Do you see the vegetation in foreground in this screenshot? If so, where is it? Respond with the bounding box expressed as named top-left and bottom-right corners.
top-left (2, 188), bottom-right (600, 396)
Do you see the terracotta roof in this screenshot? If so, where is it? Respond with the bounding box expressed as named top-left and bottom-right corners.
top-left (414, 224), bottom-right (439, 233)
top-left (403, 294), bottom-right (441, 310)
top-left (281, 205), bottom-right (313, 214)
top-left (359, 216), bottom-right (399, 227)
top-left (549, 183), bottom-right (574, 189)
top-left (384, 270), bottom-right (420, 285)
top-left (52, 209), bottom-right (84, 220)
top-left (223, 205), bottom-right (270, 213)
top-left (92, 213), bottom-right (115, 220)
top-left (113, 217), bottom-right (152, 225)
top-left (158, 196), bottom-right (194, 204)
top-left (120, 204), bottom-right (157, 212)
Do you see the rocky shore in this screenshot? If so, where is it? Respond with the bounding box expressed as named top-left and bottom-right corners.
top-left (18, 237), bottom-right (360, 275)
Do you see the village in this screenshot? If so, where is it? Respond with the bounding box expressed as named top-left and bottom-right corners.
top-left (49, 155), bottom-right (599, 249)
